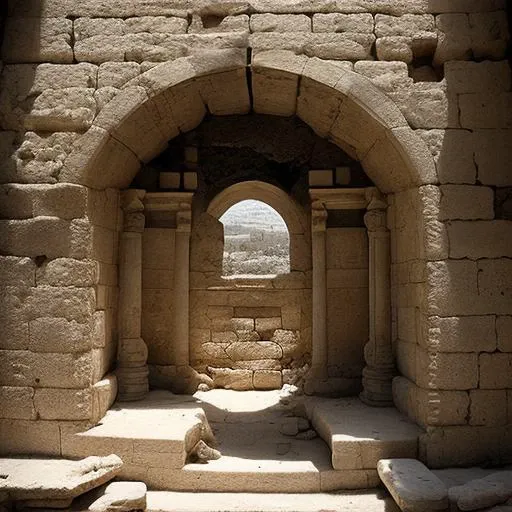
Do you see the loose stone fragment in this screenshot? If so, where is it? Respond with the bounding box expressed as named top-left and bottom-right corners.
top-left (378, 459), bottom-right (449, 512)
top-left (187, 440), bottom-right (222, 464)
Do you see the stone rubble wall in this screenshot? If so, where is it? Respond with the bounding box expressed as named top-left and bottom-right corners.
top-left (0, 0), bottom-right (510, 467)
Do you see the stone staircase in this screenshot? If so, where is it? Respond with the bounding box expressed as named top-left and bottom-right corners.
top-left (62, 389), bottom-right (422, 493)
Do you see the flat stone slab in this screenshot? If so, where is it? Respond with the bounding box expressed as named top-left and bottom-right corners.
top-left (88, 481), bottom-right (147, 512)
top-left (0, 455), bottom-right (123, 502)
top-left (377, 459), bottom-right (449, 512)
top-left (306, 397), bottom-right (422, 470)
top-left (146, 490), bottom-right (400, 512)
top-left (449, 471), bottom-right (512, 511)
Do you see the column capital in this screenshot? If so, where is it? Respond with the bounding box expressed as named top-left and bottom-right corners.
top-left (122, 189), bottom-right (146, 233)
top-left (311, 200), bottom-right (328, 232)
top-left (365, 187), bottom-right (387, 211)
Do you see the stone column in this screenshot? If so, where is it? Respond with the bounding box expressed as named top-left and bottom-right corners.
top-left (173, 203), bottom-right (192, 366)
top-left (310, 200), bottom-right (329, 380)
top-left (117, 190), bottom-right (149, 402)
top-left (360, 189), bottom-right (394, 406)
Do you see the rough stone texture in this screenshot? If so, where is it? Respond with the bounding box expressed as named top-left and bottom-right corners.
top-left (0, 455), bottom-right (123, 501)
top-left (251, 14), bottom-right (311, 33)
top-left (377, 458), bottom-right (449, 512)
top-left (87, 481), bottom-right (147, 512)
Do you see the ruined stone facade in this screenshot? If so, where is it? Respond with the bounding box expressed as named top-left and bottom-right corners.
top-left (0, 0), bottom-right (511, 472)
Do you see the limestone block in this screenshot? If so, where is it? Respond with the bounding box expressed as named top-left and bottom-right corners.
top-left (234, 359), bottom-right (281, 370)
top-left (0, 454), bottom-right (123, 501)
top-left (0, 419), bottom-right (61, 456)
top-left (439, 185), bottom-right (494, 221)
top-left (433, 129), bottom-right (475, 185)
top-left (326, 228), bottom-right (368, 269)
top-left (189, 14), bottom-right (249, 33)
top-left (209, 368), bottom-right (253, 390)
top-left (0, 131), bottom-right (80, 184)
top-left (29, 317), bottom-right (93, 353)
top-left (211, 331), bottom-right (237, 344)
top-left (469, 390), bottom-right (507, 427)
top-left (416, 347), bottom-right (478, 390)
top-left (459, 93), bottom-right (512, 130)
top-left (0, 256), bottom-right (35, 287)
top-left (35, 258), bottom-right (97, 287)
top-left (445, 61), bottom-right (511, 95)
top-left (312, 13), bottom-right (374, 33)
top-left (34, 388), bottom-right (92, 420)
top-left (197, 342), bottom-right (229, 360)
top-left (2, 17), bottom-right (73, 63)
top-left (98, 62), bottom-right (141, 88)
top-left (0, 350), bottom-right (92, 389)
top-left (250, 14), bottom-right (311, 32)
top-left (375, 13), bottom-right (434, 36)
top-left (0, 386), bottom-right (36, 420)
top-left (477, 259), bottom-right (512, 316)
top-left (449, 472), bottom-right (512, 511)
top-left (497, 316), bottom-right (512, 353)
top-left (390, 83), bottom-right (452, 129)
top-left (87, 481), bottom-right (147, 512)
top-left (25, 87), bottom-right (97, 132)
top-left (225, 341), bottom-right (282, 361)
top-left (231, 318), bottom-right (255, 331)
top-left (425, 315), bottom-right (496, 353)
top-left (448, 221), bottom-right (512, 259)
top-left (469, 11), bottom-right (509, 61)
top-left (480, 353), bottom-right (512, 389)
top-left (253, 370), bottom-right (282, 390)
top-left (376, 36), bottom-right (413, 63)
top-left (142, 268), bottom-right (173, 290)
top-left (281, 305), bottom-right (301, 330)
top-left (353, 61), bottom-right (412, 92)
top-left (250, 33), bottom-right (374, 60)
top-left (433, 14), bottom-right (472, 65)
top-left (30, 63), bottom-right (98, 92)
top-left (124, 16), bottom-right (187, 34)
top-left (377, 459), bottom-right (449, 512)
top-left (474, 129), bottom-right (512, 186)
top-left (255, 317), bottom-right (282, 339)
top-left (0, 217), bottom-right (77, 259)
top-left (252, 51), bottom-right (307, 116)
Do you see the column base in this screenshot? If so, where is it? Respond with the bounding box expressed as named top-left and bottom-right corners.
top-left (116, 365), bottom-right (149, 402)
top-left (360, 365), bottom-right (394, 407)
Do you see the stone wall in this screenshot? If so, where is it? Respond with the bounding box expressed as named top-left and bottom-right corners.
top-left (0, 0), bottom-right (510, 467)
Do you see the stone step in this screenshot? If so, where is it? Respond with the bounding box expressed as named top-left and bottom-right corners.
top-left (61, 390), bottom-right (212, 477)
top-left (306, 397), bottom-right (422, 471)
top-left (146, 490), bottom-right (401, 512)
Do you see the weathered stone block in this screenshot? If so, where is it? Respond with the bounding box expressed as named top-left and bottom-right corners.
top-left (312, 13), bottom-right (373, 33)
top-left (375, 14), bottom-right (435, 37)
top-left (36, 258), bottom-right (97, 287)
top-left (353, 61), bottom-right (412, 92)
top-left (425, 315), bottom-right (496, 353)
top-left (477, 259), bottom-right (512, 317)
top-left (29, 317), bottom-right (93, 354)
top-left (209, 368), bottom-right (253, 390)
top-left (2, 17), bottom-right (73, 63)
top-left (433, 14), bottom-right (471, 66)
top-left (474, 129), bottom-right (512, 187)
top-left (255, 317), bottom-right (282, 339)
top-left (469, 11), bottom-right (509, 61)
top-left (469, 390), bottom-right (507, 426)
top-left (25, 87), bottom-right (97, 132)
top-left (253, 370), bottom-right (282, 389)
top-left (439, 185), bottom-right (494, 221)
top-left (189, 14), bottom-right (249, 33)
top-left (98, 62), bottom-right (141, 88)
top-left (497, 316), bottom-right (512, 353)
top-left (225, 341), bottom-right (282, 361)
top-left (376, 36), bottom-right (413, 63)
top-left (479, 353), bottom-right (512, 389)
top-left (251, 14), bottom-right (311, 33)
top-left (34, 388), bottom-right (92, 420)
top-left (124, 16), bottom-right (188, 34)
top-left (0, 386), bottom-right (36, 420)
top-left (0, 419), bottom-right (61, 456)
top-left (416, 347), bottom-right (478, 390)
top-left (445, 61), bottom-right (511, 95)
top-left (448, 221), bottom-right (512, 259)
top-left (0, 256), bottom-right (35, 287)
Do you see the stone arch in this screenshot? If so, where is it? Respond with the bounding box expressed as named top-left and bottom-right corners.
top-left (60, 49), bottom-right (436, 194)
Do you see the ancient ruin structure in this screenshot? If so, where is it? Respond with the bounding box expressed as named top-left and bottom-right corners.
top-left (0, 0), bottom-right (511, 509)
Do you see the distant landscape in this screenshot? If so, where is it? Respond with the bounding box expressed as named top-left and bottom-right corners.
top-left (220, 200), bottom-right (290, 276)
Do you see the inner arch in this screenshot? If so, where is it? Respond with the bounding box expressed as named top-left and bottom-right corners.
top-left (220, 199), bottom-right (290, 277)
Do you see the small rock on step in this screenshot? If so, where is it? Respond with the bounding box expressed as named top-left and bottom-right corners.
top-left (88, 481), bottom-right (147, 512)
top-left (449, 471), bottom-right (512, 511)
top-left (279, 417), bottom-right (311, 437)
top-left (188, 440), bottom-right (222, 464)
top-left (377, 458), bottom-right (449, 512)
top-left (295, 429), bottom-right (317, 441)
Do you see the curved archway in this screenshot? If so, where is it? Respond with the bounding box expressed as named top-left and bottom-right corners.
top-left (60, 49), bottom-right (436, 194)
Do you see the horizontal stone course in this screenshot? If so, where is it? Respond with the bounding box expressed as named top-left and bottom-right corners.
top-left (250, 14), bottom-right (311, 33)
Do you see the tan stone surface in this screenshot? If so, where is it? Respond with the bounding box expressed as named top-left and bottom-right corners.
top-left (87, 481), bottom-right (147, 512)
top-left (313, 13), bottom-right (373, 33)
top-left (0, 455), bottom-right (122, 500)
top-left (0, 387), bottom-right (36, 420)
top-left (253, 370), bottom-right (282, 390)
top-left (251, 14), bottom-right (311, 33)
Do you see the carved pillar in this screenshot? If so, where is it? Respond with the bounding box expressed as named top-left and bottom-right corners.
top-left (310, 200), bottom-right (329, 380)
top-left (360, 190), bottom-right (394, 406)
top-left (117, 190), bottom-right (149, 402)
top-left (173, 203), bottom-right (192, 366)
